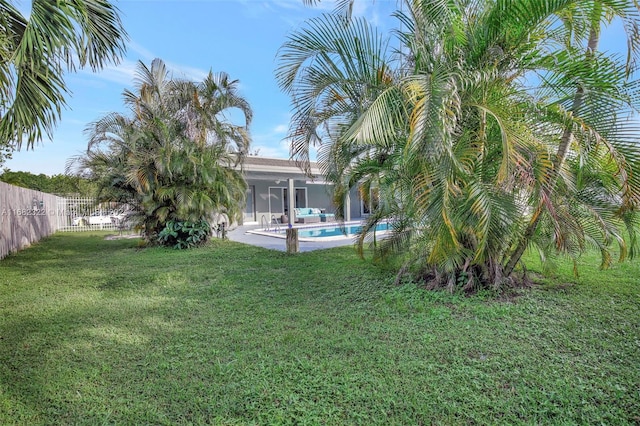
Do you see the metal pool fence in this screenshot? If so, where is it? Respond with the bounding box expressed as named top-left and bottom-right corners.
top-left (55, 196), bottom-right (126, 232)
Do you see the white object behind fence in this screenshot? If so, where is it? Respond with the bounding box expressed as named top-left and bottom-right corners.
top-left (56, 197), bottom-right (124, 232)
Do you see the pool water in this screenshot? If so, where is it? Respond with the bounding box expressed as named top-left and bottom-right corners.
top-left (278, 221), bottom-right (391, 239)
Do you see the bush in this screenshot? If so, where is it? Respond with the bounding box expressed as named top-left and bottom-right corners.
top-left (157, 219), bottom-right (211, 249)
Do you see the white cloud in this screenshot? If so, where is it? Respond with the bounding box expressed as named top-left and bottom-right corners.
top-left (163, 61), bottom-right (209, 82)
top-left (273, 124), bottom-right (288, 133)
top-left (250, 132), bottom-right (322, 162)
top-left (250, 144), bottom-right (288, 158)
top-left (249, 119), bottom-right (294, 158)
top-left (249, 127), bottom-right (291, 157)
top-left (127, 41), bottom-right (155, 61)
top-left (352, 0), bottom-right (371, 18)
top-left (267, 0), bottom-right (309, 11)
top-left (79, 39), bottom-right (211, 89)
top-left (80, 40), bottom-right (155, 87)
top-left (234, 0), bottom-right (305, 20)
top-left (88, 59), bottom-right (138, 87)
top-left (279, 137), bottom-right (293, 151)
top-left (128, 39), bottom-right (210, 82)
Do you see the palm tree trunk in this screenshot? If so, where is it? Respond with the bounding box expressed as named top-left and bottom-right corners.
top-left (504, 24), bottom-right (600, 276)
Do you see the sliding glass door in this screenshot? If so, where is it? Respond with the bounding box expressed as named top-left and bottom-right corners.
top-left (269, 187), bottom-right (307, 217)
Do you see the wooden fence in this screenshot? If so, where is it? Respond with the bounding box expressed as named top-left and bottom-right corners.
top-left (0, 182), bottom-right (65, 260)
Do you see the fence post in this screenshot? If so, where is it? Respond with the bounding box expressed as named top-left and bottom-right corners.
top-left (286, 227), bottom-right (298, 254)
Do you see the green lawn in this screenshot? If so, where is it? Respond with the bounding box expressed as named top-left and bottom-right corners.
top-left (0, 233), bottom-right (638, 425)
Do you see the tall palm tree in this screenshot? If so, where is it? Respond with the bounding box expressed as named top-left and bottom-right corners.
top-left (505, 0), bottom-right (640, 274)
top-left (71, 59), bottom-right (252, 245)
top-left (277, 0), bottom-right (640, 290)
top-left (0, 0), bottom-right (127, 159)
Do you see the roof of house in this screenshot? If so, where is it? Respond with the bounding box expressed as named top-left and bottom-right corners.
top-left (241, 156), bottom-right (322, 181)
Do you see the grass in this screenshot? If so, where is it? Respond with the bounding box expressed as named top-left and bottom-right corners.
top-left (0, 232), bottom-right (638, 425)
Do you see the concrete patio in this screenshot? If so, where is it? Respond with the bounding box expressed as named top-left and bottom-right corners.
top-left (226, 224), bottom-right (359, 252)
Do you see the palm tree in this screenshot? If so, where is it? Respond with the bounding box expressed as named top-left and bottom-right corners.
top-left (0, 0), bottom-right (127, 160)
top-left (71, 59), bottom-right (252, 246)
top-left (277, 0), bottom-right (640, 291)
top-left (504, 0), bottom-right (640, 274)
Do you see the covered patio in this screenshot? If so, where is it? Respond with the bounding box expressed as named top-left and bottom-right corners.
top-left (239, 157), bottom-right (362, 226)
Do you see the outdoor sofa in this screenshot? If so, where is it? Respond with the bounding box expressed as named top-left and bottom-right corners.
top-left (294, 207), bottom-right (336, 223)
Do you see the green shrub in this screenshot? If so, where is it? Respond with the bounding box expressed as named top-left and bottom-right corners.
top-left (157, 219), bottom-right (210, 249)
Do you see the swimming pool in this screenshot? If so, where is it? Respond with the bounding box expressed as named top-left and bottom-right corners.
top-left (248, 221), bottom-right (392, 241)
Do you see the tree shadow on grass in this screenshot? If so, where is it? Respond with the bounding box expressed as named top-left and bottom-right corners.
top-left (0, 233), bottom-right (142, 278)
top-left (0, 289), bottom-right (189, 423)
top-left (0, 234), bottom-right (398, 423)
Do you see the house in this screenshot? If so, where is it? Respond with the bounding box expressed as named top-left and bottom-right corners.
top-left (240, 156), bottom-right (371, 225)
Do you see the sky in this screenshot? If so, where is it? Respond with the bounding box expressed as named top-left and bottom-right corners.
top-left (4, 0), bottom-right (399, 175)
top-left (3, 0), bottom-right (630, 176)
